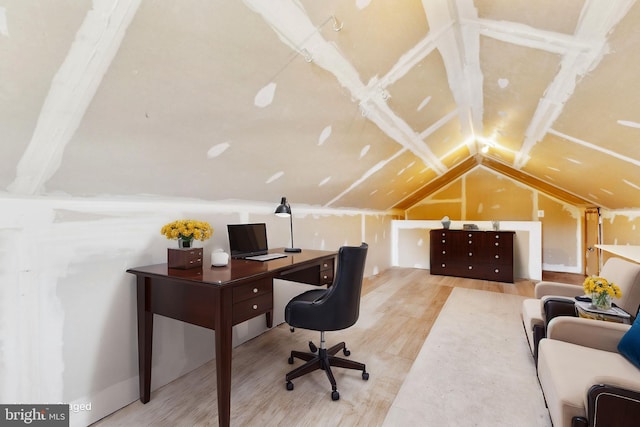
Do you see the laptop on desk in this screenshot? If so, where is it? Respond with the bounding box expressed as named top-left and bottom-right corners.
top-left (227, 223), bottom-right (287, 261)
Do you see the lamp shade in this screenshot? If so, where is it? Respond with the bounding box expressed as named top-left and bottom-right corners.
top-left (275, 197), bottom-right (291, 217)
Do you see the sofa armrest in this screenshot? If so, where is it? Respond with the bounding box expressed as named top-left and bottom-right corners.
top-left (546, 316), bottom-right (630, 352)
top-left (535, 281), bottom-right (582, 299)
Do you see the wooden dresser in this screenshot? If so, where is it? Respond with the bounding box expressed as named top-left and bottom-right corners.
top-left (429, 229), bottom-right (515, 283)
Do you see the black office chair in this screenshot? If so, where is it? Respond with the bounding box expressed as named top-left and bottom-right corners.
top-left (284, 243), bottom-right (369, 401)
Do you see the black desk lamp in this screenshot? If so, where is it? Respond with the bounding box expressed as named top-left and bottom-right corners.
top-left (275, 197), bottom-right (302, 253)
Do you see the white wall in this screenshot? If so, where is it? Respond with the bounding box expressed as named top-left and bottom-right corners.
top-left (0, 194), bottom-right (393, 426)
top-left (391, 220), bottom-right (542, 280)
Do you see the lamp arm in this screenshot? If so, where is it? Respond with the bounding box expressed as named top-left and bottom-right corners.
top-left (289, 214), bottom-right (295, 248)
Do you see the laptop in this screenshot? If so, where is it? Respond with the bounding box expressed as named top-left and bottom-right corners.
top-left (227, 223), bottom-right (287, 261)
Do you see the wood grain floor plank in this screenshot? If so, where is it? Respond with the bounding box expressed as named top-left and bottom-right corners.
top-left (93, 268), bottom-right (580, 426)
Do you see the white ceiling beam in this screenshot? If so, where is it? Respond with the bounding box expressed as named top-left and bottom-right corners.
top-left (549, 129), bottom-right (640, 168)
top-left (7, 0), bottom-right (141, 195)
top-left (243, 0), bottom-right (448, 204)
top-left (421, 0), bottom-right (482, 148)
top-left (324, 148), bottom-right (408, 208)
top-left (474, 18), bottom-right (595, 54)
top-left (513, 0), bottom-right (636, 169)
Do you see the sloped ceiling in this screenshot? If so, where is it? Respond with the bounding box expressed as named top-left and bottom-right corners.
top-left (2, 0), bottom-right (640, 210)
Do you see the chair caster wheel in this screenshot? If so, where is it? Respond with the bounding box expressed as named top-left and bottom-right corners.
top-left (331, 390), bottom-right (340, 401)
top-left (286, 381), bottom-right (294, 391)
top-left (308, 341), bottom-right (318, 353)
top-left (362, 371), bottom-right (369, 380)
top-left (288, 356), bottom-right (294, 364)
top-left (343, 348), bottom-right (351, 356)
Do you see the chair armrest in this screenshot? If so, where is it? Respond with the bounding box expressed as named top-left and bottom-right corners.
top-left (543, 298), bottom-right (576, 323)
top-left (546, 317), bottom-right (630, 352)
top-left (581, 383), bottom-right (640, 427)
top-left (589, 377), bottom-right (640, 395)
top-left (540, 294), bottom-right (576, 304)
top-left (535, 281), bottom-right (582, 299)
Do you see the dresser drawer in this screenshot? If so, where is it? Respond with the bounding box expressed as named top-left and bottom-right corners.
top-left (232, 292), bottom-right (273, 325)
top-left (488, 250), bottom-right (511, 266)
top-left (485, 265), bottom-right (514, 283)
top-left (233, 278), bottom-right (271, 303)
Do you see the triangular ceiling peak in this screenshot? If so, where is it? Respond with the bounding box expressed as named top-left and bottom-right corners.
top-left (395, 154), bottom-right (593, 210)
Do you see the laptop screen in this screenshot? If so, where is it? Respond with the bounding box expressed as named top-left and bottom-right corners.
top-left (227, 223), bottom-right (269, 258)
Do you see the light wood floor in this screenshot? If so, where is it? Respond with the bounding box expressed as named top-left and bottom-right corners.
top-left (93, 268), bottom-right (584, 426)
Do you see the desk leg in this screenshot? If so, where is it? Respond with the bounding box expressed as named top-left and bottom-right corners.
top-left (136, 276), bottom-right (153, 404)
top-left (266, 282), bottom-right (273, 328)
top-left (266, 310), bottom-right (273, 328)
top-left (215, 287), bottom-right (233, 427)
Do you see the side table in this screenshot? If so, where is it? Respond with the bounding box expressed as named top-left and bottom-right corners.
top-left (574, 300), bottom-right (631, 324)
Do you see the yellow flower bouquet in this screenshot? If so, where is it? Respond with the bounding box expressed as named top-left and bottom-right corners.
top-left (161, 219), bottom-right (213, 248)
top-left (583, 276), bottom-right (622, 310)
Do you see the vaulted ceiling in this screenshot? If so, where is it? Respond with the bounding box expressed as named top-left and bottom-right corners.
top-left (3, 0), bottom-right (640, 211)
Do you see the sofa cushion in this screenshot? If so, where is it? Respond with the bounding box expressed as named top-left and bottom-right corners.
top-left (619, 315), bottom-right (640, 369)
top-left (538, 339), bottom-right (640, 427)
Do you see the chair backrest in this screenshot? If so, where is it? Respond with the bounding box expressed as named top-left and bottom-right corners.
top-left (299, 243), bottom-right (368, 331)
top-left (600, 257), bottom-right (640, 315)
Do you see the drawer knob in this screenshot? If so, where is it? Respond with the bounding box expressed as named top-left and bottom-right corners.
top-left (253, 288), bottom-right (258, 293)
top-left (323, 275), bottom-right (328, 279)
top-left (468, 252), bottom-right (473, 256)
top-left (468, 266), bottom-right (473, 270)
top-left (252, 304), bottom-right (258, 310)
top-left (441, 263), bottom-right (446, 268)
top-left (442, 250), bottom-right (446, 254)
top-left (323, 263), bottom-right (328, 268)
top-left (468, 233), bottom-right (472, 237)
top-left (468, 240), bottom-right (472, 244)
top-left (495, 235), bottom-right (500, 239)
top-left (442, 239), bottom-right (446, 243)
top-left (495, 255), bottom-right (500, 259)
top-left (494, 269), bottom-right (499, 273)
top-left (495, 242), bottom-right (499, 246)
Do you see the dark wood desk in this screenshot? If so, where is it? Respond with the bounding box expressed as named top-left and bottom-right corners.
top-left (126, 249), bottom-right (336, 427)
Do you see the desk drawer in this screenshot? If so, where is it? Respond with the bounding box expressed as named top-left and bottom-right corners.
top-left (233, 293), bottom-right (273, 325)
top-left (279, 256), bottom-right (335, 286)
top-left (320, 258), bottom-right (334, 285)
top-left (320, 267), bottom-right (334, 285)
top-left (233, 278), bottom-right (271, 303)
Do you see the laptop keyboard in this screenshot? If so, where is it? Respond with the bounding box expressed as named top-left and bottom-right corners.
top-left (245, 253), bottom-right (287, 262)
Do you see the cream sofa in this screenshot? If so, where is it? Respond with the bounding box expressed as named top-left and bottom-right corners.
top-left (521, 257), bottom-right (640, 358)
top-left (537, 316), bottom-right (640, 426)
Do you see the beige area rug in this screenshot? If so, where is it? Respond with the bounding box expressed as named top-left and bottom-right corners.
top-left (383, 288), bottom-right (552, 426)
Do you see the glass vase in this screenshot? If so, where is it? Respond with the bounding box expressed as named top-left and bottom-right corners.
top-left (591, 292), bottom-right (612, 310)
top-left (178, 237), bottom-right (194, 248)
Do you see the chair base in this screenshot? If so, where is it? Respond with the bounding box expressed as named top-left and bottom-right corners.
top-left (285, 340), bottom-right (369, 401)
